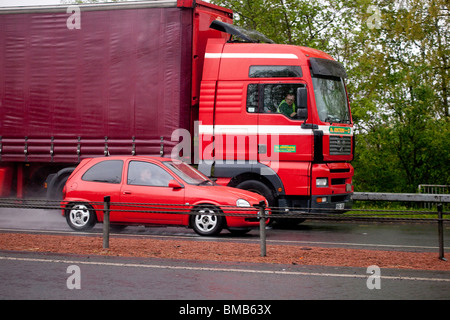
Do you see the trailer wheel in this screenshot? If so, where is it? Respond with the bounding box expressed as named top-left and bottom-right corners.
top-left (191, 206), bottom-right (224, 236)
top-left (66, 203), bottom-right (97, 231)
top-left (46, 167), bottom-right (75, 200)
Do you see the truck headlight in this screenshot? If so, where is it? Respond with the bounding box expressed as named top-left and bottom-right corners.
top-left (346, 183), bottom-right (352, 192)
top-left (236, 199), bottom-right (251, 207)
top-left (316, 178), bottom-right (328, 187)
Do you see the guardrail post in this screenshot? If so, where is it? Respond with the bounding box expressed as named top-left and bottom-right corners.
top-left (437, 204), bottom-right (446, 261)
top-left (257, 201), bottom-right (267, 257)
top-left (103, 196), bottom-right (110, 249)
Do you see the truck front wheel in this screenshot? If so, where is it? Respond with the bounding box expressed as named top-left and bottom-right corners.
top-left (236, 180), bottom-right (275, 206)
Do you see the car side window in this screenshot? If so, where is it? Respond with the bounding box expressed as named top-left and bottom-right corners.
top-left (81, 160), bottom-right (123, 184)
top-left (127, 161), bottom-right (174, 187)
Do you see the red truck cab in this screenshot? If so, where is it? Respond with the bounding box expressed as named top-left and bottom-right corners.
top-left (197, 30), bottom-right (353, 212)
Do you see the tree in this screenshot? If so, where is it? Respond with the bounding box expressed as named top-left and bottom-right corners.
top-left (211, 0), bottom-right (449, 192)
top-left (349, 0), bottom-right (449, 191)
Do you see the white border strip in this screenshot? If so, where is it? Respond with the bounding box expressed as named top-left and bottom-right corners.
top-left (205, 53), bottom-right (298, 59)
top-left (199, 125), bottom-right (352, 136)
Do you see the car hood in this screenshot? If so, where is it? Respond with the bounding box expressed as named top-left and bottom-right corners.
top-left (220, 186), bottom-right (265, 202)
top-left (192, 184), bottom-right (266, 205)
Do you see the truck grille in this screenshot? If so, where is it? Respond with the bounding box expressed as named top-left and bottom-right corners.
top-left (329, 136), bottom-right (351, 155)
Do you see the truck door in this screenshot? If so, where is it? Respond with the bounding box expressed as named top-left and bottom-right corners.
top-left (212, 81), bottom-right (259, 163)
top-left (247, 81), bottom-right (312, 163)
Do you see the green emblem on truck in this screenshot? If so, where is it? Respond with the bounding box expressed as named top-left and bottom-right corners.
top-left (329, 126), bottom-right (351, 135)
top-left (274, 145), bottom-right (296, 153)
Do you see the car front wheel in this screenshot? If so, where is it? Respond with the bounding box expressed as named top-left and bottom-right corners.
top-left (66, 203), bottom-right (97, 231)
top-left (191, 206), bottom-right (224, 236)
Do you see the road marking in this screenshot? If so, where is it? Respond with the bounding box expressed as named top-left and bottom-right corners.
top-left (1, 255), bottom-right (449, 283)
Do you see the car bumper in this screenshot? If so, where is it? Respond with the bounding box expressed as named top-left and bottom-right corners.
top-left (222, 207), bottom-right (270, 228)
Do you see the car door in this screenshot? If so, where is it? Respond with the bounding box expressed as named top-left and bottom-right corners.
top-left (119, 160), bottom-right (185, 224)
top-left (76, 159), bottom-right (125, 222)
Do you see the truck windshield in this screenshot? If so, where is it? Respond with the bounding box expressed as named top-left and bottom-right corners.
top-left (312, 77), bottom-right (350, 124)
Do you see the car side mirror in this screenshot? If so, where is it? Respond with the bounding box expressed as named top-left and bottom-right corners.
top-left (168, 180), bottom-right (183, 189)
top-left (297, 87), bottom-right (308, 120)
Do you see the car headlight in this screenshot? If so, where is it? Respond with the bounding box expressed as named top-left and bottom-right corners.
top-left (236, 199), bottom-right (251, 207)
top-left (316, 178), bottom-right (328, 187)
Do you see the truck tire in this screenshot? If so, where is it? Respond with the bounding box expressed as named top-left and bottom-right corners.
top-left (65, 203), bottom-right (97, 231)
top-left (191, 206), bottom-right (224, 236)
top-left (236, 180), bottom-right (275, 206)
top-left (46, 167), bottom-right (75, 200)
top-left (54, 176), bottom-right (69, 199)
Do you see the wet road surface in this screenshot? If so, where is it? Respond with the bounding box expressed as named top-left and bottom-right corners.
top-left (0, 208), bottom-right (449, 301)
top-left (1, 251), bottom-right (449, 301)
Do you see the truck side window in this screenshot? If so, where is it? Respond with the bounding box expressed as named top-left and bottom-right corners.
top-left (246, 84), bottom-right (259, 113)
top-left (249, 65), bottom-right (302, 78)
top-left (246, 83), bottom-right (305, 118)
top-left (263, 84), bottom-right (287, 113)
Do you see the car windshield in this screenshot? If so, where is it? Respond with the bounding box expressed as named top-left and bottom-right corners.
top-left (163, 161), bottom-right (213, 185)
top-left (312, 76), bottom-right (350, 124)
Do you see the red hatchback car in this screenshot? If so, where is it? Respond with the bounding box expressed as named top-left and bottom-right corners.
top-left (62, 156), bottom-right (268, 236)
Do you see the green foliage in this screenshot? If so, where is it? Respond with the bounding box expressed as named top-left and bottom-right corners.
top-left (211, 0), bottom-right (449, 193)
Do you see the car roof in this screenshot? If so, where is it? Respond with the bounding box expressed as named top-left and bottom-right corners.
top-left (84, 155), bottom-right (175, 163)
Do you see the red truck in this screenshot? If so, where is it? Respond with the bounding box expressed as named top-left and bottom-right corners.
top-left (0, 0), bottom-right (353, 216)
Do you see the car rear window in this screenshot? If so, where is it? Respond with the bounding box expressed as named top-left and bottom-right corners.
top-left (81, 160), bottom-right (123, 184)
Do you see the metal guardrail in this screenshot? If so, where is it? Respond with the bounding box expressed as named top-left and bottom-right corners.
top-left (417, 185), bottom-right (449, 209)
top-left (0, 192), bottom-right (448, 260)
top-left (418, 185), bottom-right (449, 195)
top-left (352, 192), bottom-right (449, 261)
top-left (353, 192), bottom-right (450, 203)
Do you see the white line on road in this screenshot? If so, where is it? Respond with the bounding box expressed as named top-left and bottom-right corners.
top-left (1, 255), bottom-right (449, 283)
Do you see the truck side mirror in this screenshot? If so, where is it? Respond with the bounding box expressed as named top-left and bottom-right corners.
top-left (297, 87), bottom-right (307, 120)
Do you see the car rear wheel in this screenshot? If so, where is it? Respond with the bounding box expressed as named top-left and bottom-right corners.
top-left (66, 203), bottom-right (97, 231)
top-left (191, 206), bottom-right (224, 236)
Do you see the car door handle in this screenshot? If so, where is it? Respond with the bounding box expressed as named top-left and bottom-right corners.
top-left (122, 191), bottom-right (132, 195)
